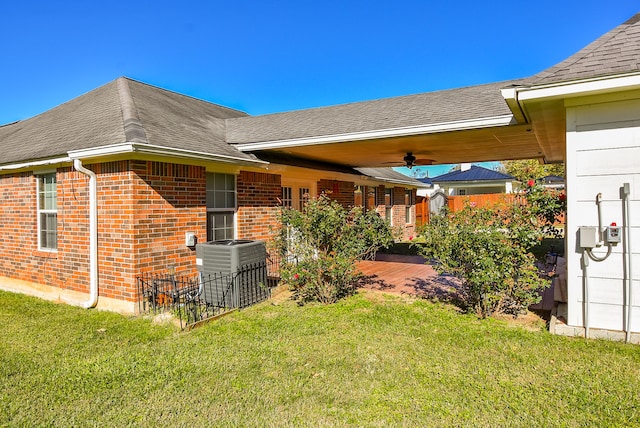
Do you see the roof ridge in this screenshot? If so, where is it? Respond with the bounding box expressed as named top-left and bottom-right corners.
top-left (116, 77), bottom-right (148, 143)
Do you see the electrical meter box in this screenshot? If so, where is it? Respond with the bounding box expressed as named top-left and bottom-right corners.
top-left (578, 226), bottom-right (598, 248)
top-left (605, 226), bottom-right (621, 244)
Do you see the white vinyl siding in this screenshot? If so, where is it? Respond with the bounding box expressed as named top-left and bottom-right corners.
top-left (565, 96), bottom-right (640, 333)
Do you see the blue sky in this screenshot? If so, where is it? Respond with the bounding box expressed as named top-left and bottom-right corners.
top-left (1, 1), bottom-right (637, 176)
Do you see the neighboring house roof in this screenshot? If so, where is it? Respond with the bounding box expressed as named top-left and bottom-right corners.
top-left (417, 177), bottom-right (434, 187)
top-left (225, 79), bottom-right (523, 145)
top-left (0, 78), bottom-right (259, 166)
top-left (527, 14), bottom-right (640, 86)
top-left (431, 165), bottom-right (514, 183)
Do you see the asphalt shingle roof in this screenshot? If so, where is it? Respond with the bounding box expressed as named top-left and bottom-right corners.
top-left (2, 13), bottom-right (639, 168)
top-left (225, 80), bottom-right (523, 145)
top-left (0, 78), bottom-right (257, 166)
top-left (528, 13), bottom-right (640, 86)
top-left (354, 168), bottom-right (425, 186)
top-left (431, 165), bottom-right (514, 183)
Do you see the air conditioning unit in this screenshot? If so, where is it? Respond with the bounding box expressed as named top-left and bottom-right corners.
top-left (195, 240), bottom-right (268, 308)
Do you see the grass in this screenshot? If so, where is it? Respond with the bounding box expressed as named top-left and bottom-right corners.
top-left (1, 290), bottom-right (639, 427)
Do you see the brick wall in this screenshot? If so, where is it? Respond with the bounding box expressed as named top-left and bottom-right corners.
top-left (317, 179), bottom-right (355, 207)
top-left (129, 161), bottom-right (206, 283)
top-left (0, 169), bottom-right (96, 295)
top-left (0, 161), bottom-right (207, 304)
top-left (0, 172), bottom-right (41, 283)
top-left (237, 171), bottom-right (281, 241)
top-left (371, 185), bottom-right (416, 241)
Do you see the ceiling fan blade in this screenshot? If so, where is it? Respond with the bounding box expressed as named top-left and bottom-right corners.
top-left (414, 159), bottom-right (434, 166)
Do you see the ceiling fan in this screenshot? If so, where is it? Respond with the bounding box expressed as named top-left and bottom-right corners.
top-left (384, 152), bottom-right (434, 169)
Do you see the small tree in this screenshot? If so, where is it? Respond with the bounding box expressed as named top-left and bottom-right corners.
top-left (273, 194), bottom-right (396, 304)
top-left (499, 159), bottom-right (565, 187)
top-left (419, 198), bottom-right (547, 317)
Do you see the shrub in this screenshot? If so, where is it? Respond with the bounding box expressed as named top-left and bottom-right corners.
top-left (419, 198), bottom-right (547, 318)
top-left (273, 194), bottom-right (396, 304)
top-left (524, 180), bottom-right (566, 238)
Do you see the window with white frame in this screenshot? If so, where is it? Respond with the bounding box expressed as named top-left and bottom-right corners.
top-left (384, 188), bottom-right (393, 223)
top-left (405, 189), bottom-right (414, 224)
top-left (282, 182), bottom-right (312, 211)
top-left (37, 173), bottom-right (57, 250)
top-left (206, 173), bottom-right (236, 241)
top-left (281, 187), bottom-right (293, 208)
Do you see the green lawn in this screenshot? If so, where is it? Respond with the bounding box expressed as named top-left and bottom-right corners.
top-left (1, 290), bottom-right (639, 427)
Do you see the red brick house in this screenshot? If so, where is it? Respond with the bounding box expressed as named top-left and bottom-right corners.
top-left (0, 78), bottom-right (421, 312)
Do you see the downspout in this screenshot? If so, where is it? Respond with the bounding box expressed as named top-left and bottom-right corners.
top-left (73, 159), bottom-right (99, 309)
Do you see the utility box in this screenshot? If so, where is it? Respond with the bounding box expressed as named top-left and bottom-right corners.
top-left (578, 226), bottom-right (598, 249)
top-left (605, 226), bottom-right (621, 244)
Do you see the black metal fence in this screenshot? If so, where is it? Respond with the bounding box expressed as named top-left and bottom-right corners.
top-left (137, 258), bottom-right (280, 330)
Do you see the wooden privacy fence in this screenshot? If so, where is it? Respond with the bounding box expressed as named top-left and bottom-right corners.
top-left (446, 193), bottom-right (521, 212)
top-left (416, 192), bottom-right (565, 226)
top-left (416, 193), bottom-right (520, 226)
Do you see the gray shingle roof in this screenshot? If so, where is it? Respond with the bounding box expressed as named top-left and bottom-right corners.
top-left (225, 80), bottom-right (523, 145)
top-left (528, 13), bottom-right (640, 86)
top-left (354, 167), bottom-right (425, 186)
top-left (0, 78), bottom-right (257, 166)
top-left (432, 165), bottom-right (514, 183)
top-left (2, 13), bottom-right (638, 168)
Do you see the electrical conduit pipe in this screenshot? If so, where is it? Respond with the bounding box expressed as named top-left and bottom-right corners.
top-left (623, 183), bottom-right (633, 343)
top-left (73, 159), bottom-right (99, 309)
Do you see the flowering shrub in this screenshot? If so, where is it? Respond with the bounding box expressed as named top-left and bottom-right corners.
top-left (524, 180), bottom-right (566, 238)
top-left (419, 198), bottom-right (547, 318)
top-left (273, 194), bottom-right (396, 304)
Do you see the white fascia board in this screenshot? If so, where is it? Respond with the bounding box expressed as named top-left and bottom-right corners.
top-left (0, 156), bottom-right (72, 172)
top-left (67, 142), bottom-right (268, 165)
top-left (369, 176), bottom-right (421, 186)
top-left (515, 73), bottom-right (640, 102)
top-left (501, 87), bottom-right (528, 124)
top-left (235, 115), bottom-right (515, 151)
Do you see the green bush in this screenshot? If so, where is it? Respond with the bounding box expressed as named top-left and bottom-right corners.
top-left (524, 179), bottom-right (566, 238)
top-left (419, 199), bottom-right (547, 318)
top-left (273, 195), bottom-right (396, 304)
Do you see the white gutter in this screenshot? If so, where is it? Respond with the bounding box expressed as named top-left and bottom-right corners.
top-left (0, 156), bottom-right (71, 172)
top-left (515, 73), bottom-right (640, 102)
top-left (68, 142), bottom-right (268, 165)
top-left (234, 115), bottom-right (515, 151)
top-left (73, 159), bottom-right (99, 309)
